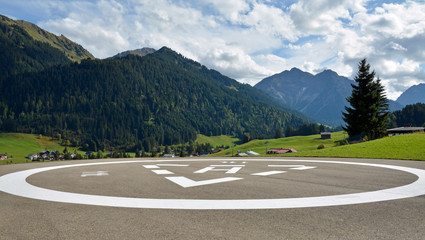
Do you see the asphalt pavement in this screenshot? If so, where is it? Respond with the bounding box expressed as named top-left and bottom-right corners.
top-left (1, 157), bottom-right (424, 239)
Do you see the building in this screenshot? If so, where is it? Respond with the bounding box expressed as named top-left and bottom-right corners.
top-left (245, 150), bottom-right (260, 155)
top-left (320, 132), bottom-right (332, 139)
top-left (387, 127), bottom-right (425, 136)
top-left (267, 148), bottom-right (297, 154)
top-left (28, 154), bottom-right (39, 161)
top-left (162, 153), bottom-right (175, 158)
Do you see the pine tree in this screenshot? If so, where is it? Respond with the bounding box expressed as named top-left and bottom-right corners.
top-left (342, 59), bottom-right (389, 141)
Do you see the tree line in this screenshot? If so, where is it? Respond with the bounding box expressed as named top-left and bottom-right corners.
top-left (0, 47), bottom-right (306, 152)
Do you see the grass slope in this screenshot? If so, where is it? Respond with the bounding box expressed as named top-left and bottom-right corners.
top-left (212, 132), bottom-right (345, 156)
top-left (17, 20), bottom-right (94, 62)
top-left (291, 133), bottom-right (425, 160)
top-left (195, 134), bottom-right (240, 147)
top-left (1, 15), bottom-right (94, 62)
top-left (0, 133), bottom-right (79, 164)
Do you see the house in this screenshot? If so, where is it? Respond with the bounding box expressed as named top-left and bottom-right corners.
top-left (85, 151), bottom-right (94, 158)
top-left (320, 132), bottom-right (332, 139)
top-left (162, 153), bottom-right (175, 158)
top-left (267, 148), bottom-right (297, 154)
top-left (28, 154), bottom-right (39, 161)
top-left (245, 151), bottom-right (260, 155)
top-left (212, 147), bottom-right (225, 154)
top-left (39, 150), bottom-right (50, 160)
top-left (0, 153), bottom-right (8, 160)
top-left (387, 127), bottom-right (425, 136)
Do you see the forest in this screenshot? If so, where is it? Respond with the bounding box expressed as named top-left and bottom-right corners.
top-left (389, 103), bottom-right (425, 128)
top-left (0, 46), bottom-right (307, 152)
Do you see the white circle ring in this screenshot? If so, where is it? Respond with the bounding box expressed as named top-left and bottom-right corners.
top-left (1, 159), bottom-right (425, 209)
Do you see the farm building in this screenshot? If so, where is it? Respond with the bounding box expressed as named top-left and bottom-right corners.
top-left (320, 132), bottom-right (332, 139)
top-left (267, 148), bottom-right (297, 154)
top-left (387, 127), bottom-right (425, 136)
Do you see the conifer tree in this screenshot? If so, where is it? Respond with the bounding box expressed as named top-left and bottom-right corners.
top-left (342, 59), bottom-right (389, 140)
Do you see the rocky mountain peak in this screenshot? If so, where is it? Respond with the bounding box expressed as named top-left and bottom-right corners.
top-left (112, 47), bottom-right (156, 58)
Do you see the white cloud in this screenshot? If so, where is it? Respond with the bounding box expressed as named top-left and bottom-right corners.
top-left (5, 0), bottom-right (423, 100)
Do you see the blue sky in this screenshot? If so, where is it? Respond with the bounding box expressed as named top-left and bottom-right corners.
top-left (2, 0), bottom-right (425, 99)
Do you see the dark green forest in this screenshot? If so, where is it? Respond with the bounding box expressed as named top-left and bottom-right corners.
top-left (389, 103), bottom-right (425, 128)
top-left (0, 15), bottom-right (71, 80)
top-left (0, 46), bottom-right (307, 152)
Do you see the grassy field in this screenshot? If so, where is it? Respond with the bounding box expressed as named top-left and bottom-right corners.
top-left (290, 133), bottom-right (425, 160)
top-left (211, 132), bottom-right (425, 161)
top-left (0, 133), bottom-right (81, 164)
top-left (212, 132), bottom-right (346, 156)
top-left (195, 134), bottom-right (240, 147)
top-left (1, 132), bottom-right (424, 164)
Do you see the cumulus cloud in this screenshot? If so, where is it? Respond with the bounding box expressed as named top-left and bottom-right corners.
top-left (4, 0), bottom-right (424, 100)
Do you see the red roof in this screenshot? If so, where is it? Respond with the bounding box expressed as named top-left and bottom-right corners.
top-left (267, 148), bottom-right (297, 154)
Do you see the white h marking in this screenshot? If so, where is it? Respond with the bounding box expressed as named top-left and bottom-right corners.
top-left (194, 165), bottom-right (245, 174)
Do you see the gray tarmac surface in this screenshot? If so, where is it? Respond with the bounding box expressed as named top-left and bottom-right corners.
top-left (1, 157), bottom-right (425, 239)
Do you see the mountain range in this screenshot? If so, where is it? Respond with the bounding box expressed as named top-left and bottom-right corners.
top-left (254, 68), bottom-right (413, 126)
top-left (0, 14), bottom-right (423, 151)
top-left (0, 15), bottom-right (307, 151)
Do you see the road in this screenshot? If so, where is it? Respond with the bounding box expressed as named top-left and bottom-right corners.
top-left (1, 157), bottom-right (424, 239)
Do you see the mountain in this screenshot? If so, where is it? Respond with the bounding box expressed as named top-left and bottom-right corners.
top-left (113, 48), bottom-right (156, 58)
top-left (255, 68), bottom-right (404, 126)
top-left (255, 68), bottom-right (353, 126)
top-left (0, 47), bottom-right (308, 151)
top-left (0, 14), bottom-right (95, 83)
top-left (0, 15), bottom-right (93, 62)
top-left (396, 83), bottom-right (425, 106)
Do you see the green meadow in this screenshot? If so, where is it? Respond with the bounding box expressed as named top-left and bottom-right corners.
top-left (290, 133), bottom-right (425, 160)
top-left (195, 134), bottom-right (240, 147)
top-left (211, 132), bottom-right (346, 156)
top-left (0, 133), bottom-right (81, 164)
top-left (1, 132), bottom-right (424, 164)
top-left (211, 132), bottom-right (425, 161)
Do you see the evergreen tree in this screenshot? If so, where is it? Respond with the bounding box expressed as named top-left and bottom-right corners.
top-left (274, 128), bottom-right (283, 139)
top-left (342, 59), bottom-right (389, 140)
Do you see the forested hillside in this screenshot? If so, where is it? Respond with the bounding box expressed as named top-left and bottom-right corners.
top-left (0, 15), bottom-right (71, 79)
top-left (0, 47), bottom-right (307, 152)
top-left (389, 103), bottom-right (425, 127)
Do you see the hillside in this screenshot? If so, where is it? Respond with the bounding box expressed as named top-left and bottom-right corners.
top-left (290, 133), bottom-right (425, 161)
top-left (1, 15), bottom-right (93, 62)
top-left (210, 131), bottom-right (425, 161)
top-left (0, 47), bottom-right (308, 151)
top-left (390, 103), bottom-right (425, 127)
top-left (0, 15), bottom-right (71, 79)
top-left (212, 132), bottom-right (345, 156)
top-left (0, 133), bottom-right (81, 163)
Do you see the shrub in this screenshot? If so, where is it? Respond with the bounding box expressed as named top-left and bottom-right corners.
top-left (317, 144), bottom-right (325, 149)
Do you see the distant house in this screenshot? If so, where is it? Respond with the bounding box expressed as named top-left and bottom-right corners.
top-left (39, 150), bottom-right (50, 160)
top-left (162, 153), bottom-right (175, 158)
top-left (267, 148), bottom-right (297, 154)
top-left (212, 148), bottom-right (225, 154)
top-left (85, 151), bottom-right (94, 158)
top-left (245, 151), bottom-right (260, 155)
top-left (0, 153), bottom-right (8, 160)
top-left (387, 127), bottom-right (425, 136)
top-left (28, 154), bottom-right (39, 161)
top-left (320, 132), bottom-right (332, 139)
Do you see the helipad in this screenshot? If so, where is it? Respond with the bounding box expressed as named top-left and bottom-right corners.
top-left (1, 159), bottom-right (425, 209)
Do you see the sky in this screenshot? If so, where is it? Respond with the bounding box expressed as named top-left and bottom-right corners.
top-left (2, 0), bottom-right (425, 100)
